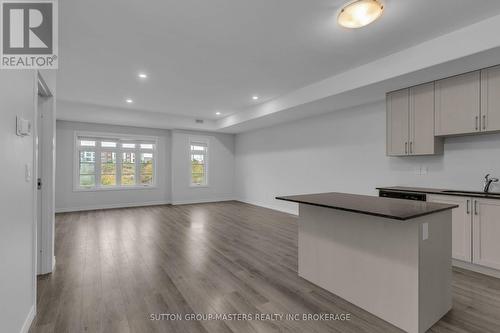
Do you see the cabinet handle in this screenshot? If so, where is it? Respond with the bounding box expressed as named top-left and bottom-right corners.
top-left (475, 116), bottom-right (479, 130)
top-left (466, 200), bottom-right (470, 215)
top-left (474, 200), bottom-right (478, 215)
top-left (483, 115), bottom-right (486, 130)
top-left (405, 142), bottom-right (408, 154)
top-left (410, 142), bottom-right (413, 154)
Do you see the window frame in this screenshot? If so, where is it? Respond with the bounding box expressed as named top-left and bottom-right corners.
top-left (73, 131), bottom-right (158, 192)
top-left (189, 138), bottom-right (209, 187)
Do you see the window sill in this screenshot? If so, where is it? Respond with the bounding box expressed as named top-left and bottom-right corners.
top-left (189, 184), bottom-right (209, 188)
top-left (73, 185), bottom-right (157, 192)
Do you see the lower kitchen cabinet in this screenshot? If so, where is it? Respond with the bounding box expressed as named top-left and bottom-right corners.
top-left (427, 195), bottom-right (471, 262)
top-left (472, 198), bottom-right (500, 270)
top-left (428, 194), bottom-right (500, 271)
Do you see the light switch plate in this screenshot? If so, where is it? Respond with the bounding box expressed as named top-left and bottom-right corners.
top-left (16, 116), bottom-right (32, 136)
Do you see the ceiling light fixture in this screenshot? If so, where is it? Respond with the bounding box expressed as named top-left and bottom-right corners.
top-left (215, 112), bottom-right (221, 115)
top-left (138, 73), bottom-right (148, 79)
top-left (252, 95), bottom-right (259, 100)
top-left (338, 0), bottom-right (384, 29)
top-left (125, 98), bottom-right (133, 104)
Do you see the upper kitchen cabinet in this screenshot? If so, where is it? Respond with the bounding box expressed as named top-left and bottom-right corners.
top-left (435, 71), bottom-right (481, 136)
top-left (387, 83), bottom-right (442, 156)
top-left (387, 88), bottom-right (409, 156)
top-left (410, 82), bottom-right (443, 155)
top-left (481, 65), bottom-right (500, 132)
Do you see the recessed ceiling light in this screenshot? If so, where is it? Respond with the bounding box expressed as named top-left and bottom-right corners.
top-left (138, 73), bottom-right (148, 79)
top-left (252, 95), bottom-right (259, 100)
top-left (215, 112), bottom-right (221, 115)
top-left (338, 0), bottom-right (384, 29)
top-left (125, 98), bottom-right (133, 104)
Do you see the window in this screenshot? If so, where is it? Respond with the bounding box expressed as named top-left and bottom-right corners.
top-left (140, 153), bottom-right (154, 185)
top-left (121, 152), bottom-right (136, 185)
top-left (75, 133), bottom-right (156, 190)
top-left (190, 141), bottom-right (208, 186)
top-left (80, 140), bottom-right (96, 147)
top-left (100, 152), bottom-right (116, 186)
top-left (122, 143), bottom-right (136, 149)
top-left (101, 141), bottom-right (117, 148)
top-left (79, 151), bottom-right (96, 187)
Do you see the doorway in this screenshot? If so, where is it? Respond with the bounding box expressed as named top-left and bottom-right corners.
top-left (36, 73), bottom-right (55, 275)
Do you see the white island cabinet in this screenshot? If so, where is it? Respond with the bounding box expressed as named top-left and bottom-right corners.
top-left (277, 192), bottom-right (457, 333)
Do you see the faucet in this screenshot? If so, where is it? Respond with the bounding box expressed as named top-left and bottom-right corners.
top-left (483, 174), bottom-right (499, 193)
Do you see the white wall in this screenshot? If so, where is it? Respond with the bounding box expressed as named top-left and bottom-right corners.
top-left (235, 100), bottom-right (500, 214)
top-left (171, 130), bottom-right (235, 204)
top-left (55, 121), bottom-right (172, 212)
top-left (0, 71), bottom-right (36, 333)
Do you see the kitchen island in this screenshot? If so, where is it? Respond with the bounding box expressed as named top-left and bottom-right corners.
top-left (276, 192), bottom-right (458, 333)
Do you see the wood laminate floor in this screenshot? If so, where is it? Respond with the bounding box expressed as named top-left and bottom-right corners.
top-left (29, 201), bottom-right (500, 333)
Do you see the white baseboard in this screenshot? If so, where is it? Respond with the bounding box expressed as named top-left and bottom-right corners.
top-left (55, 200), bottom-right (171, 213)
top-left (55, 197), bottom-right (298, 215)
top-left (453, 259), bottom-right (500, 279)
top-left (20, 305), bottom-right (35, 333)
top-left (237, 198), bottom-right (298, 215)
top-left (171, 197), bottom-right (235, 205)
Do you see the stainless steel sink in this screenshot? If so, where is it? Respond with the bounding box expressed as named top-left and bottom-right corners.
top-left (442, 190), bottom-right (500, 196)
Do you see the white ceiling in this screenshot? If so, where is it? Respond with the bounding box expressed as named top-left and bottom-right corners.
top-left (58, 0), bottom-right (500, 121)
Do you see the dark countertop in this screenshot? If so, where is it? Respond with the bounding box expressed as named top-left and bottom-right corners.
top-left (276, 192), bottom-right (457, 221)
top-left (377, 186), bottom-right (500, 200)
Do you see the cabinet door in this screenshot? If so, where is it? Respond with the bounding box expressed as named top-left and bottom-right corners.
top-left (472, 198), bottom-right (500, 270)
top-left (410, 82), bottom-right (442, 155)
top-left (427, 195), bottom-right (471, 262)
top-left (481, 66), bottom-right (500, 132)
top-left (387, 89), bottom-right (409, 156)
top-left (435, 71), bottom-right (481, 136)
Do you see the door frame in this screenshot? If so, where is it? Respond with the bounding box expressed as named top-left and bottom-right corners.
top-left (35, 72), bottom-right (55, 276)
